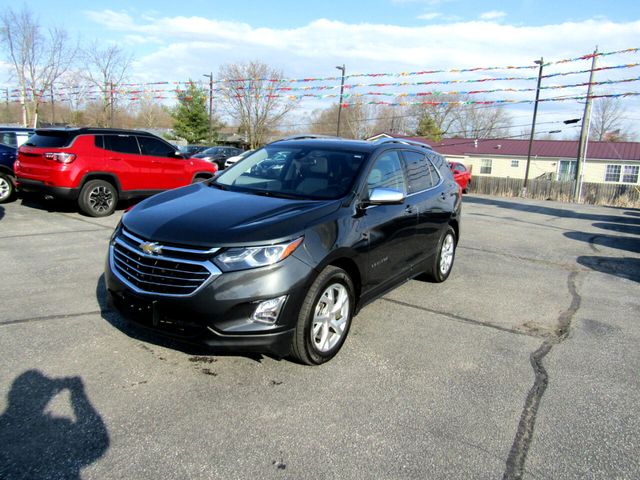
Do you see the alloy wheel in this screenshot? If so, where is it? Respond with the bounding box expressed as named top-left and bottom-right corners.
top-left (311, 283), bottom-right (350, 353)
top-left (0, 177), bottom-right (10, 201)
top-left (88, 186), bottom-right (114, 214)
top-left (439, 233), bottom-right (455, 275)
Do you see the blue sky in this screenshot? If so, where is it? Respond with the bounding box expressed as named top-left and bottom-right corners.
top-left (3, 1), bottom-right (640, 135)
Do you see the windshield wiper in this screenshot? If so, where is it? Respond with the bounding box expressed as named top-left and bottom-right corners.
top-left (208, 181), bottom-right (227, 190)
top-left (250, 190), bottom-right (302, 200)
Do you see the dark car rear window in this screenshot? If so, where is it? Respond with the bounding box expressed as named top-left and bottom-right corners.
top-left (24, 132), bottom-right (74, 148)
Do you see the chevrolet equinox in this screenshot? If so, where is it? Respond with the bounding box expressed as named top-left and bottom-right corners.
top-left (105, 136), bottom-right (462, 365)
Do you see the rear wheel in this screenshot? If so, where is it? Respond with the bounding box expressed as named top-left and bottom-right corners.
top-left (0, 173), bottom-right (14, 203)
top-left (422, 226), bottom-right (456, 283)
top-left (78, 179), bottom-right (118, 217)
top-left (291, 266), bottom-right (355, 365)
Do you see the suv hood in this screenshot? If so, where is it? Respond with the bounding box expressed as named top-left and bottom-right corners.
top-left (122, 182), bottom-right (342, 247)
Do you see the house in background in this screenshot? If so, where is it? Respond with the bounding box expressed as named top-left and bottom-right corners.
top-left (367, 133), bottom-right (640, 186)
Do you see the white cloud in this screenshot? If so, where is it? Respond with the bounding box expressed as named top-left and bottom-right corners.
top-left (479, 10), bottom-right (507, 20)
top-left (83, 10), bottom-right (640, 126)
top-left (418, 12), bottom-right (442, 20)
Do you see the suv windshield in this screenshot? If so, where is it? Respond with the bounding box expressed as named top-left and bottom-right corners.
top-left (215, 145), bottom-right (368, 200)
top-left (24, 131), bottom-right (75, 148)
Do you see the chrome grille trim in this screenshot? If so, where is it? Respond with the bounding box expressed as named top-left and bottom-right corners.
top-left (121, 228), bottom-right (220, 255)
top-left (110, 236), bottom-right (221, 297)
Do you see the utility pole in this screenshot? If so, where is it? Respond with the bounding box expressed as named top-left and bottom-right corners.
top-left (3, 88), bottom-right (8, 122)
top-left (522, 57), bottom-right (544, 197)
top-left (573, 47), bottom-right (598, 202)
top-left (109, 82), bottom-right (115, 128)
top-left (50, 84), bottom-right (55, 125)
top-left (336, 64), bottom-right (346, 137)
top-left (203, 73), bottom-right (214, 144)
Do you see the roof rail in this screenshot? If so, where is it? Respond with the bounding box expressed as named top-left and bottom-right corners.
top-left (373, 137), bottom-right (433, 150)
top-left (273, 134), bottom-right (343, 142)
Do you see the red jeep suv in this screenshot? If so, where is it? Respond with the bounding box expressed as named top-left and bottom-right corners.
top-left (15, 128), bottom-right (218, 217)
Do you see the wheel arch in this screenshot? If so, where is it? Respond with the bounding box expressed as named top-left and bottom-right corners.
top-left (191, 171), bottom-right (214, 182)
top-left (80, 172), bottom-right (122, 192)
top-left (449, 218), bottom-right (459, 243)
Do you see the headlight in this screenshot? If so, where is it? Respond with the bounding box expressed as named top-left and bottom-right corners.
top-left (214, 237), bottom-right (303, 272)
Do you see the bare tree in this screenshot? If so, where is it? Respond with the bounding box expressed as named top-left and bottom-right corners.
top-left (344, 100), bottom-right (379, 139)
top-left (452, 100), bottom-right (512, 138)
top-left (590, 96), bottom-right (630, 142)
top-left (410, 94), bottom-right (461, 136)
top-left (371, 105), bottom-right (411, 135)
top-left (135, 94), bottom-right (173, 129)
top-left (217, 61), bottom-right (297, 148)
top-left (0, 6), bottom-right (76, 127)
top-left (82, 41), bottom-right (132, 127)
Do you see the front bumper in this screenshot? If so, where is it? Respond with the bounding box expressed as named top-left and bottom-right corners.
top-left (105, 248), bottom-right (315, 357)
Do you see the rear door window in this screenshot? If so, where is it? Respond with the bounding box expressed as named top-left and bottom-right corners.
top-left (403, 151), bottom-right (439, 193)
top-left (24, 132), bottom-right (74, 148)
top-left (138, 136), bottom-right (175, 157)
top-left (104, 135), bottom-right (140, 154)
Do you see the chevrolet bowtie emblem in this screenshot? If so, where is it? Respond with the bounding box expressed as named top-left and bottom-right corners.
top-left (140, 241), bottom-right (163, 255)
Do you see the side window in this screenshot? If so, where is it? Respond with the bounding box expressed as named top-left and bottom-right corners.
top-left (454, 164), bottom-right (467, 173)
top-left (138, 136), bottom-right (175, 157)
top-left (403, 151), bottom-right (438, 192)
top-left (367, 150), bottom-right (407, 196)
top-left (104, 135), bottom-right (140, 154)
top-left (0, 132), bottom-right (17, 148)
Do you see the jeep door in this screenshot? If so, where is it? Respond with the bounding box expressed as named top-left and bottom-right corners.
top-left (361, 150), bottom-right (418, 291)
top-left (101, 134), bottom-right (152, 191)
top-left (137, 135), bottom-right (188, 189)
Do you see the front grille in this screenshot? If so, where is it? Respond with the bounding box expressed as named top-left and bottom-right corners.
top-left (110, 232), bottom-right (220, 297)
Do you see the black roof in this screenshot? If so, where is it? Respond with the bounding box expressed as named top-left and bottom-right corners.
top-left (34, 127), bottom-right (157, 137)
top-left (0, 126), bottom-right (34, 132)
top-left (271, 136), bottom-right (435, 154)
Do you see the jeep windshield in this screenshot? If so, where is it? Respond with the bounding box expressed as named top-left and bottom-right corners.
top-left (213, 146), bottom-right (369, 200)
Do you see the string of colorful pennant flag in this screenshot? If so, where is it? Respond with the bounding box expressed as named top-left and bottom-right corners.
top-left (2, 47), bottom-right (638, 107)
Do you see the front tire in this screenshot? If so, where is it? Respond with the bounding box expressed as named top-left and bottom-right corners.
top-left (78, 179), bottom-right (118, 217)
top-left (423, 226), bottom-right (456, 283)
top-left (0, 173), bottom-right (14, 203)
top-left (291, 266), bottom-right (355, 365)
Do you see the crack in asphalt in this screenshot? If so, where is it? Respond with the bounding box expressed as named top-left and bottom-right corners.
top-left (0, 310), bottom-right (106, 327)
top-left (381, 298), bottom-right (544, 338)
top-left (502, 270), bottom-right (582, 480)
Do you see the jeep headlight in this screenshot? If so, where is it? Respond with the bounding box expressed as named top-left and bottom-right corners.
top-left (214, 237), bottom-right (303, 272)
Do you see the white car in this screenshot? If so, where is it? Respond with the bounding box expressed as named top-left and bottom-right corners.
top-left (224, 150), bottom-right (253, 169)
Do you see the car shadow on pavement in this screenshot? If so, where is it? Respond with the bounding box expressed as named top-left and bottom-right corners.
top-left (18, 193), bottom-right (137, 216)
top-left (0, 205), bottom-right (4, 221)
top-left (95, 274), bottom-right (267, 363)
top-left (464, 195), bottom-right (640, 225)
top-left (0, 370), bottom-right (109, 479)
top-left (563, 231), bottom-right (640, 255)
top-left (576, 256), bottom-right (640, 283)
top-left (591, 221), bottom-right (640, 236)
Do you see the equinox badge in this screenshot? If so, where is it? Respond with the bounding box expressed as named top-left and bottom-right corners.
top-left (140, 242), bottom-right (163, 255)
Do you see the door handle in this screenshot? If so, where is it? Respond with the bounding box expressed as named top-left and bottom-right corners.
top-left (405, 205), bottom-right (415, 214)
top-left (440, 192), bottom-right (447, 200)
top-left (107, 157), bottom-right (122, 161)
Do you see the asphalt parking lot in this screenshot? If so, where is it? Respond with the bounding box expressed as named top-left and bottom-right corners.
top-left (0, 193), bottom-right (638, 479)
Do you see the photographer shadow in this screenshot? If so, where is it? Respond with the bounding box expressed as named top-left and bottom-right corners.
top-left (0, 370), bottom-right (109, 479)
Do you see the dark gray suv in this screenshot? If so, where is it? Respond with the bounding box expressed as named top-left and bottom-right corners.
top-left (105, 136), bottom-right (461, 365)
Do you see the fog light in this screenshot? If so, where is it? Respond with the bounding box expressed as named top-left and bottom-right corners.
top-left (251, 295), bottom-right (287, 324)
